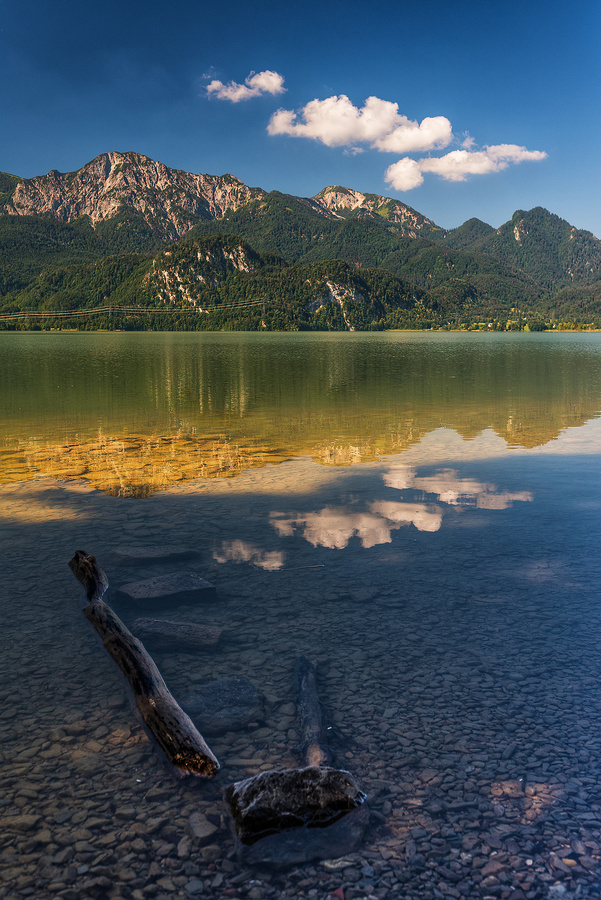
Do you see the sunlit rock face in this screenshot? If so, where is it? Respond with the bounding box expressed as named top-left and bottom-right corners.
top-left (312, 185), bottom-right (435, 237)
top-left (2, 152), bottom-right (264, 239)
top-left (147, 236), bottom-right (266, 307)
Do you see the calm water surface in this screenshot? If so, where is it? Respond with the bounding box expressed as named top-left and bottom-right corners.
top-left (2, 332), bottom-right (601, 899)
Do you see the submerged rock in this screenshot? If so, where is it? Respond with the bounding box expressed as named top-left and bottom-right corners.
top-left (131, 617), bottom-right (221, 651)
top-left (115, 573), bottom-right (216, 608)
top-left (225, 765), bottom-right (368, 867)
top-left (180, 677), bottom-right (263, 735)
top-left (108, 546), bottom-right (200, 566)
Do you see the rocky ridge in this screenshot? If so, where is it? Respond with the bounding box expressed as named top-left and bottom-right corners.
top-left (0, 155), bottom-right (438, 243)
top-left (1, 151), bottom-right (265, 240)
top-left (313, 185), bottom-right (436, 236)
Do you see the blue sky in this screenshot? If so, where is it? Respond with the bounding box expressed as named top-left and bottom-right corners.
top-left (1, 0), bottom-right (600, 235)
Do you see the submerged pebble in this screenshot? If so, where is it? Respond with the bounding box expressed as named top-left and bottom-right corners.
top-left (180, 677), bottom-right (264, 735)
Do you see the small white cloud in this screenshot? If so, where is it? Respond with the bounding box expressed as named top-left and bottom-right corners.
top-left (383, 158), bottom-right (424, 191)
top-left (268, 94), bottom-right (452, 154)
top-left (206, 70), bottom-right (285, 102)
top-left (385, 143), bottom-right (547, 191)
top-left (420, 144), bottom-right (548, 181)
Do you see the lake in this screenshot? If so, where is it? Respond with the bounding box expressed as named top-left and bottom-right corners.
top-left (2, 331), bottom-right (601, 899)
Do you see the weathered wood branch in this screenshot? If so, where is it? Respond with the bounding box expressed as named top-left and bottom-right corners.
top-left (294, 656), bottom-right (333, 767)
top-left (69, 550), bottom-right (220, 778)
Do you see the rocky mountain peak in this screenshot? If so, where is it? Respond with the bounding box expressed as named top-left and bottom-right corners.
top-left (1, 152), bottom-right (265, 240)
top-left (313, 186), bottom-right (370, 215)
top-left (313, 184), bottom-right (435, 236)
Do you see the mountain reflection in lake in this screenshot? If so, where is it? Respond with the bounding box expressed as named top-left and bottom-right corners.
top-left (2, 330), bottom-right (601, 494)
top-left (2, 332), bottom-right (601, 898)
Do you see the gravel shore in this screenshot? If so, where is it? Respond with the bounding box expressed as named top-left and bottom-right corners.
top-left (2, 463), bottom-right (601, 900)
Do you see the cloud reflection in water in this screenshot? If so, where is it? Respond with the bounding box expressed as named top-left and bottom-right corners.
top-left (270, 466), bottom-right (533, 551)
top-left (270, 502), bottom-right (442, 549)
top-left (213, 539), bottom-right (286, 570)
top-left (384, 466), bottom-right (533, 509)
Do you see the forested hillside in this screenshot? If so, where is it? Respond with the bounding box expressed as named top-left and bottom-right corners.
top-left (2, 153), bottom-right (601, 329)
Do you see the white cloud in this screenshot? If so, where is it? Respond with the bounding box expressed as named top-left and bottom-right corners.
top-left (420, 144), bottom-right (548, 181)
top-left (383, 157), bottom-right (425, 191)
top-left (385, 143), bottom-right (548, 191)
top-left (375, 116), bottom-right (453, 154)
top-left (206, 70), bottom-right (285, 102)
top-left (262, 86), bottom-right (547, 192)
top-left (268, 94), bottom-right (452, 154)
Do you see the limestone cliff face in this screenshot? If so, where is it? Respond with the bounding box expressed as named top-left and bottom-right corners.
top-left (312, 185), bottom-right (435, 237)
top-left (148, 237), bottom-right (264, 307)
top-left (306, 280), bottom-right (366, 331)
top-left (2, 152), bottom-right (264, 239)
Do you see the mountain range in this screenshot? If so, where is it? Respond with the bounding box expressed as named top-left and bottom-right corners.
top-left (2, 151), bottom-right (601, 330)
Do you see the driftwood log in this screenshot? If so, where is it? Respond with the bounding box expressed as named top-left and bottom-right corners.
top-left (69, 550), bottom-right (220, 778)
top-left (294, 657), bottom-right (333, 767)
top-left (225, 657), bottom-right (368, 866)
top-left (131, 618), bottom-right (222, 651)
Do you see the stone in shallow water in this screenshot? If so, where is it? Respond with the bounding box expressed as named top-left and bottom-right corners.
top-left (115, 573), bottom-right (216, 608)
top-left (109, 546), bottom-right (200, 565)
top-left (180, 677), bottom-right (263, 735)
top-left (131, 618), bottom-right (221, 650)
top-left (186, 812), bottom-right (219, 844)
top-left (225, 765), bottom-right (368, 868)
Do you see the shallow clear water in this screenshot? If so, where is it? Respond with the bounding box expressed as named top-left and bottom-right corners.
top-left (2, 332), bottom-right (601, 899)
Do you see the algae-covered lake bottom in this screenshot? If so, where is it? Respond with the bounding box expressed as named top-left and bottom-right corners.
top-left (2, 332), bottom-right (601, 899)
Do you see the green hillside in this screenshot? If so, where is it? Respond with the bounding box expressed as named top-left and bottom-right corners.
top-left (2, 153), bottom-right (601, 329)
top-left (1, 233), bottom-right (437, 330)
top-left (456, 207), bottom-right (601, 291)
top-left (432, 217), bottom-right (495, 250)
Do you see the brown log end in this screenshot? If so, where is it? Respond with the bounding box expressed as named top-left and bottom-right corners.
top-left (69, 550), bottom-right (109, 603)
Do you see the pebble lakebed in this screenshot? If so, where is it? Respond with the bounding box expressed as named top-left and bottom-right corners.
top-left (2, 471), bottom-right (601, 900)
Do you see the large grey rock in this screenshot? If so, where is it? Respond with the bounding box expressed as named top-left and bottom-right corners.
top-left (225, 765), bottom-right (368, 867)
top-left (115, 573), bottom-right (215, 608)
top-left (180, 678), bottom-right (263, 735)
